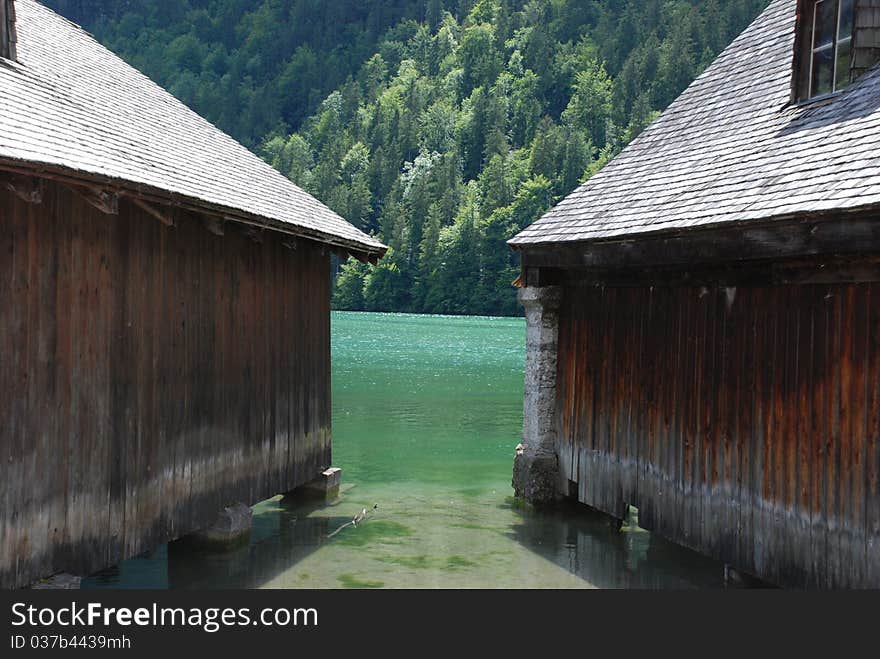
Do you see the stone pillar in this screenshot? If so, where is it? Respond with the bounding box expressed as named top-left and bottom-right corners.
top-left (513, 285), bottom-right (563, 504)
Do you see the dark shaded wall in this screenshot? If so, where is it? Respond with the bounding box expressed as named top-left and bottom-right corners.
top-left (0, 180), bottom-right (331, 588)
top-left (556, 279), bottom-right (880, 588)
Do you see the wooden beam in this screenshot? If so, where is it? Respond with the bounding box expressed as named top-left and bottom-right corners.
top-left (1, 173), bottom-right (43, 204)
top-left (0, 160), bottom-right (387, 261)
top-left (205, 216), bottom-right (225, 236)
top-left (132, 197), bottom-right (174, 227)
top-left (559, 256), bottom-right (880, 288)
top-left (774, 258), bottom-right (880, 284)
top-left (242, 226), bottom-right (263, 244)
top-left (519, 214), bottom-right (880, 271)
top-left (67, 183), bottom-right (118, 215)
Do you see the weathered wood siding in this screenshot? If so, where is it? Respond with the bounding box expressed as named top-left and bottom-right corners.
top-left (557, 281), bottom-right (880, 588)
top-left (853, 0), bottom-right (880, 80)
top-left (0, 180), bottom-right (331, 589)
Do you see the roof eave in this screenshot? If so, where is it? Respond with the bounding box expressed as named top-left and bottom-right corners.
top-left (0, 158), bottom-right (388, 262)
top-left (510, 205), bottom-right (880, 270)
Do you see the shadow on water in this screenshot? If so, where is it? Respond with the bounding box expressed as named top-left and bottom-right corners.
top-left (83, 496), bottom-right (348, 590)
top-left (506, 499), bottom-right (762, 590)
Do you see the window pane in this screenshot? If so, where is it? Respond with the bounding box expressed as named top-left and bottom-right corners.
top-left (838, 0), bottom-right (854, 41)
top-left (835, 38), bottom-right (852, 90)
top-left (812, 47), bottom-right (834, 96)
top-left (813, 0), bottom-right (838, 48)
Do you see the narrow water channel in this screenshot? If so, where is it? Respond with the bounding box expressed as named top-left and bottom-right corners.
top-left (84, 312), bottom-right (732, 589)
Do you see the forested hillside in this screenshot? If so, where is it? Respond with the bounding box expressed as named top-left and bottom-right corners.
top-left (46, 0), bottom-right (770, 316)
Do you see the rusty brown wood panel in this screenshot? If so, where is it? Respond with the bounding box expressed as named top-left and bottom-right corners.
top-left (741, 289), bottom-right (760, 573)
top-left (850, 285), bottom-right (870, 588)
top-left (809, 286), bottom-right (827, 586)
top-left (0, 181), bottom-right (332, 589)
top-left (826, 289), bottom-right (843, 587)
top-left (596, 287), bottom-right (615, 516)
top-left (708, 288), bottom-right (727, 563)
top-left (576, 296), bottom-right (595, 504)
top-left (792, 286), bottom-right (814, 586)
top-left (724, 287), bottom-right (742, 567)
top-left (867, 284), bottom-right (880, 584)
top-left (558, 279), bottom-right (880, 588)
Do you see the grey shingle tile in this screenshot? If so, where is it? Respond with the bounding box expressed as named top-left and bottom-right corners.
top-left (510, 0), bottom-right (880, 248)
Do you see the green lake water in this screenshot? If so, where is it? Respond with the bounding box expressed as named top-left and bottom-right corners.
top-left (83, 311), bottom-right (731, 589)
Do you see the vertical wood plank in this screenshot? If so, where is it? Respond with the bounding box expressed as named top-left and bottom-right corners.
top-left (813, 286), bottom-right (832, 587)
top-left (848, 284), bottom-right (868, 587)
top-left (867, 282), bottom-right (880, 585)
top-left (694, 287), bottom-right (711, 553)
top-left (781, 284), bottom-right (799, 585)
top-left (826, 288), bottom-right (843, 587)
top-left (793, 284), bottom-right (815, 587)
top-left (725, 286), bottom-right (742, 566)
top-left (745, 287), bottom-right (763, 577)
top-left (731, 287), bottom-right (749, 570)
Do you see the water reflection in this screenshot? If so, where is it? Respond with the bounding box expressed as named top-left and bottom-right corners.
top-left (507, 502), bottom-right (732, 589)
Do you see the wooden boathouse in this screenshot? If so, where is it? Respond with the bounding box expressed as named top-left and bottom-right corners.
top-left (0, 0), bottom-right (386, 589)
top-left (510, 0), bottom-right (880, 588)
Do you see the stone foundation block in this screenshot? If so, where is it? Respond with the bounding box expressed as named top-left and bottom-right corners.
top-left (190, 502), bottom-right (253, 549)
top-left (300, 467), bottom-right (342, 499)
top-left (513, 453), bottom-right (561, 505)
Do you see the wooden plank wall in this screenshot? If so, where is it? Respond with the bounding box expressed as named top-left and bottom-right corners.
top-left (0, 181), bottom-right (332, 589)
top-left (853, 0), bottom-right (880, 80)
top-left (557, 281), bottom-right (880, 588)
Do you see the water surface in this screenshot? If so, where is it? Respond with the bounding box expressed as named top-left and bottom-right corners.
top-left (85, 312), bottom-right (731, 589)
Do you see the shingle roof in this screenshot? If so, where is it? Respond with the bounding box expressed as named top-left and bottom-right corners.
top-left (510, 0), bottom-right (880, 248)
top-left (0, 0), bottom-right (386, 257)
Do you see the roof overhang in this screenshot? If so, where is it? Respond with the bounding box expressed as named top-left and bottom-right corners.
top-left (0, 158), bottom-right (388, 265)
top-left (512, 207), bottom-right (880, 272)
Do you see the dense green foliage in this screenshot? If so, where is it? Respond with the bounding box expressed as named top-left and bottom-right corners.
top-left (48, 0), bottom-right (769, 316)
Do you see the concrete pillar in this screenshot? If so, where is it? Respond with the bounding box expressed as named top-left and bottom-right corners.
top-left (513, 285), bottom-right (563, 504)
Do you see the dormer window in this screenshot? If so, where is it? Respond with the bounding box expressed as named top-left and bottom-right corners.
top-left (810, 0), bottom-right (853, 96)
top-left (795, 0), bottom-right (857, 101)
top-left (0, 0), bottom-right (16, 61)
